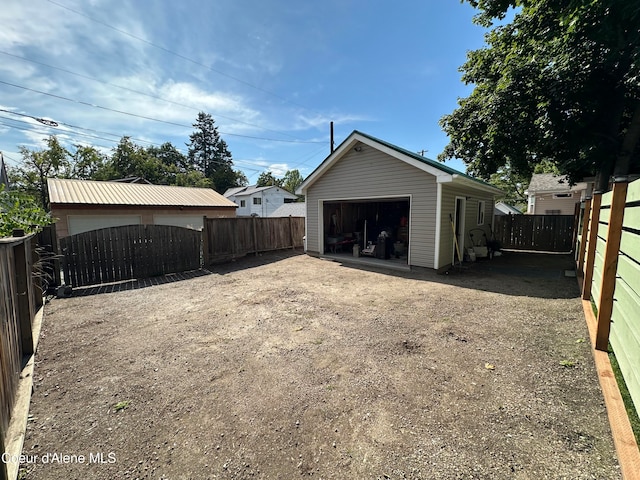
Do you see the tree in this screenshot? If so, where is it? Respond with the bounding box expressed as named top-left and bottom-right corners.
top-left (9, 136), bottom-right (70, 209)
top-left (439, 0), bottom-right (640, 191)
top-left (108, 137), bottom-right (177, 184)
top-left (282, 169), bottom-right (304, 196)
top-left (0, 185), bottom-right (53, 237)
top-left (256, 171), bottom-right (283, 187)
top-left (187, 112), bottom-right (246, 192)
top-left (70, 145), bottom-right (108, 180)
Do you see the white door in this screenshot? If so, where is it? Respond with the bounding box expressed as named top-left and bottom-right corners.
top-left (153, 215), bottom-right (203, 230)
top-left (67, 215), bottom-right (141, 235)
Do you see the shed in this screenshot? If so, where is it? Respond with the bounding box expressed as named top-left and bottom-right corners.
top-left (525, 173), bottom-right (588, 215)
top-left (48, 178), bottom-right (237, 237)
top-left (296, 131), bottom-right (502, 270)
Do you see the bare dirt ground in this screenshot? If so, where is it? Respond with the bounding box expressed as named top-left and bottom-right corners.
top-left (18, 250), bottom-right (620, 479)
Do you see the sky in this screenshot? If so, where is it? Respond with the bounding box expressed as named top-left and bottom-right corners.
top-left (0, 0), bottom-right (491, 184)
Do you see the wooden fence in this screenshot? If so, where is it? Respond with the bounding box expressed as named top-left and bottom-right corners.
top-left (0, 232), bottom-right (42, 480)
top-left (578, 177), bottom-right (640, 420)
top-left (60, 225), bottom-right (202, 288)
top-left (203, 216), bottom-right (305, 265)
top-left (494, 214), bottom-right (575, 252)
top-left (59, 217), bottom-right (306, 288)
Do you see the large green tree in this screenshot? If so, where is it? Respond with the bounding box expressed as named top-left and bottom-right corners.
top-left (439, 0), bottom-right (640, 191)
top-left (256, 171), bottom-right (283, 187)
top-left (187, 112), bottom-right (245, 193)
top-left (9, 136), bottom-right (71, 209)
top-left (282, 169), bottom-right (304, 196)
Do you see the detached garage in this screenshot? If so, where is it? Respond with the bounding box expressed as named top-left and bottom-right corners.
top-left (297, 131), bottom-right (502, 271)
top-left (48, 178), bottom-right (237, 238)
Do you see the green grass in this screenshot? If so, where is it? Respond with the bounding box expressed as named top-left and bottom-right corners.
top-left (608, 347), bottom-right (640, 445)
top-left (113, 400), bottom-right (131, 412)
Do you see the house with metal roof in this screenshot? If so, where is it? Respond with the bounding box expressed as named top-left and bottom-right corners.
top-left (296, 130), bottom-right (503, 271)
top-left (48, 178), bottom-right (237, 238)
top-left (224, 184), bottom-right (298, 217)
top-left (525, 173), bottom-right (588, 215)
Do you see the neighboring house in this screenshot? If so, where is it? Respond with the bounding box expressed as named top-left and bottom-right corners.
top-left (0, 153), bottom-right (9, 189)
top-left (296, 130), bottom-right (503, 271)
top-left (48, 178), bottom-right (237, 238)
top-left (269, 202), bottom-right (306, 218)
top-left (494, 202), bottom-right (522, 216)
top-left (525, 173), bottom-right (587, 215)
top-left (224, 185), bottom-right (298, 217)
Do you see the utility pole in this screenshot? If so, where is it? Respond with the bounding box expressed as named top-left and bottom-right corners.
top-left (417, 149), bottom-right (428, 156)
top-left (330, 122), bottom-right (334, 154)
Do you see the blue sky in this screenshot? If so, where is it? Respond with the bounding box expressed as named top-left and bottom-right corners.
top-left (0, 0), bottom-right (490, 183)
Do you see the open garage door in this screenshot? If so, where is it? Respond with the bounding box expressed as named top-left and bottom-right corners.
top-left (321, 197), bottom-right (410, 264)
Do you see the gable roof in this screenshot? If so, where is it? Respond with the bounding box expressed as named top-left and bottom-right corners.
top-left (526, 173), bottom-right (588, 194)
top-left (297, 130), bottom-right (502, 195)
top-left (48, 178), bottom-right (237, 208)
top-left (224, 184), bottom-right (298, 198)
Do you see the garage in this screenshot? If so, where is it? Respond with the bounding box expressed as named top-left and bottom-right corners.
top-left (297, 131), bottom-right (502, 271)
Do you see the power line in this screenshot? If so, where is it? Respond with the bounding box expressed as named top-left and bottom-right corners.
top-left (0, 50), bottom-right (309, 141)
top-left (46, 0), bottom-right (322, 115)
top-left (0, 80), bottom-right (327, 144)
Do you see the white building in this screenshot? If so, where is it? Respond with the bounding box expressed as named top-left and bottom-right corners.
top-left (224, 185), bottom-right (298, 217)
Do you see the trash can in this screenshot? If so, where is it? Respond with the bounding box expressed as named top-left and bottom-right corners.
top-left (376, 235), bottom-right (390, 259)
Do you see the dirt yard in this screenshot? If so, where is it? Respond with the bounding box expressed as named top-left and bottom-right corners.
top-left (18, 250), bottom-right (620, 479)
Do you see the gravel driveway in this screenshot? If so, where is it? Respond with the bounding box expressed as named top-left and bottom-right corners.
top-left (19, 250), bottom-right (620, 479)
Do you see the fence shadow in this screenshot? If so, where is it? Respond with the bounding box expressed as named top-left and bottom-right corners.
top-left (66, 269), bottom-right (213, 297)
top-left (208, 248), bottom-right (305, 275)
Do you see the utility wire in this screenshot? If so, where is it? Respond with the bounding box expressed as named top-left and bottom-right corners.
top-left (0, 80), bottom-right (327, 144)
top-left (46, 0), bottom-right (322, 115)
top-left (0, 50), bottom-right (308, 141)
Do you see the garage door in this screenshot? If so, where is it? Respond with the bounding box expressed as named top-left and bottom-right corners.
top-left (67, 215), bottom-right (141, 236)
top-left (153, 215), bottom-right (203, 231)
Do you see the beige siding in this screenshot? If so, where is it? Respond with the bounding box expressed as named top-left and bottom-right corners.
top-left (532, 193), bottom-right (579, 215)
top-left (306, 148), bottom-right (437, 268)
top-left (438, 184), bottom-right (495, 269)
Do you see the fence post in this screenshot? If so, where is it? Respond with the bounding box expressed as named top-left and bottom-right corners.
top-left (202, 217), bottom-right (209, 267)
top-left (252, 216), bottom-right (258, 256)
top-left (577, 197), bottom-right (592, 273)
top-left (595, 179), bottom-right (628, 351)
top-left (288, 216), bottom-right (295, 249)
top-left (12, 232), bottom-right (34, 356)
top-left (581, 193), bottom-right (602, 300)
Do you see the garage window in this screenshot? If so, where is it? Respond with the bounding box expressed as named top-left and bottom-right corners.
top-left (477, 201), bottom-right (485, 225)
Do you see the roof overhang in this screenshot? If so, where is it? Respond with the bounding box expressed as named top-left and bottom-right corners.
top-left (297, 131), bottom-right (502, 196)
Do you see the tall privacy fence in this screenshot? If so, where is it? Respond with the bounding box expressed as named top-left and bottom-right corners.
top-left (493, 214), bottom-right (575, 252)
top-left (60, 216), bottom-right (305, 288)
top-left (577, 177), bottom-right (640, 419)
top-left (0, 232), bottom-right (43, 480)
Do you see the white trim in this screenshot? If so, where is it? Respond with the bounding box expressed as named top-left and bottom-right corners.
top-left (434, 182), bottom-right (442, 269)
top-left (298, 132), bottom-right (452, 193)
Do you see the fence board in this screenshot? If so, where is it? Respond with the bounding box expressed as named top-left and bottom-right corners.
top-left (204, 216), bottom-right (304, 264)
top-left (494, 215), bottom-right (574, 252)
top-left (61, 225), bottom-right (201, 288)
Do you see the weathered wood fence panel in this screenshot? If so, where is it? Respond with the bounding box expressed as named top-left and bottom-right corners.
top-left (494, 214), bottom-right (575, 252)
top-left (0, 233), bottom-right (41, 480)
top-left (60, 225), bottom-right (201, 288)
top-left (204, 216), bottom-right (304, 264)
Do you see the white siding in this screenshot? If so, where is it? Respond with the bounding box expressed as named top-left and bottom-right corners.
top-left (531, 193), bottom-right (578, 215)
top-left (306, 148), bottom-right (437, 268)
